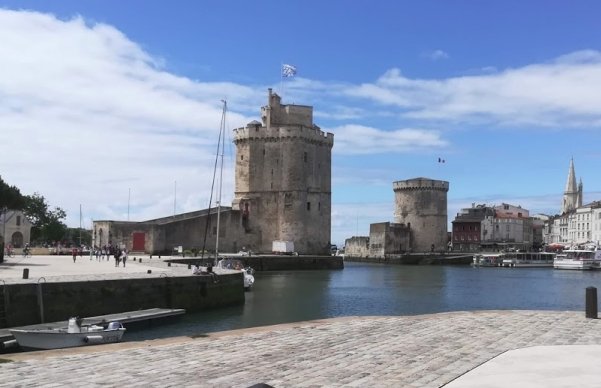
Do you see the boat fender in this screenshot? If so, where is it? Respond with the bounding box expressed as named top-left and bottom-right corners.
top-left (1, 339), bottom-right (18, 349)
top-left (84, 335), bottom-right (104, 344)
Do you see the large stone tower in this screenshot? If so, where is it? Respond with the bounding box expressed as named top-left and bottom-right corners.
top-left (562, 158), bottom-right (583, 214)
top-left (393, 177), bottom-right (449, 252)
top-left (232, 89), bottom-right (334, 254)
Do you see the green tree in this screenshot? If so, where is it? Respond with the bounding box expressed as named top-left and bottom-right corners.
top-left (63, 227), bottom-right (92, 247)
top-left (0, 176), bottom-right (25, 210)
top-left (23, 193), bottom-right (67, 244)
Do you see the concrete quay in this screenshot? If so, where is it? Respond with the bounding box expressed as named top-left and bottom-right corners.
top-left (0, 254), bottom-right (244, 328)
top-left (1, 310), bottom-right (601, 387)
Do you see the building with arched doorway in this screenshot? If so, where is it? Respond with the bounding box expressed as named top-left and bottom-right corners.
top-left (1, 210), bottom-right (33, 248)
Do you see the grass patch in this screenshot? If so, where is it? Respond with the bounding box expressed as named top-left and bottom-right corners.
top-left (189, 333), bottom-right (209, 339)
top-left (0, 358), bottom-right (13, 364)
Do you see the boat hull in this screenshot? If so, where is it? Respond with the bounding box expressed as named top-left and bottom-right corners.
top-left (553, 259), bottom-right (594, 270)
top-left (10, 328), bottom-right (126, 350)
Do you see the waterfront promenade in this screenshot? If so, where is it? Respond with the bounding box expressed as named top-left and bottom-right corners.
top-left (3, 256), bottom-right (601, 386)
top-left (1, 310), bottom-right (601, 387)
top-left (0, 253), bottom-right (195, 284)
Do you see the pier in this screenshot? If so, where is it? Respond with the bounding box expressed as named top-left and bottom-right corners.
top-left (0, 254), bottom-right (244, 329)
top-left (344, 253), bottom-right (473, 265)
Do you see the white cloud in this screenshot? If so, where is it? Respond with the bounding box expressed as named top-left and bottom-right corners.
top-left (0, 9), bottom-right (258, 227)
top-left (328, 124), bottom-right (448, 155)
top-left (343, 51), bottom-right (601, 127)
top-left (423, 49), bottom-right (450, 61)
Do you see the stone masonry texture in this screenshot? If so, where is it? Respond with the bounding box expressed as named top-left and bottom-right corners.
top-left (2, 310), bottom-right (601, 387)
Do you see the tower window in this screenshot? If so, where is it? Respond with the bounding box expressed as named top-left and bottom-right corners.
top-left (307, 202), bottom-right (311, 211)
top-left (304, 152), bottom-right (307, 162)
top-left (318, 202), bottom-right (321, 210)
top-left (16, 216), bottom-right (21, 226)
top-left (241, 155), bottom-right (244, 160)
top-left (263, 149), bottom-right (265, 155)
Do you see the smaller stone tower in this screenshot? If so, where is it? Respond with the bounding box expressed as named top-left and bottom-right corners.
top-left (393, 177), bottom-right (449, 252)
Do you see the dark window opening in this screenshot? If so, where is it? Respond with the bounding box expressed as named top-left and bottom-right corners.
top-left (307, 202), bottom-right (311, 211)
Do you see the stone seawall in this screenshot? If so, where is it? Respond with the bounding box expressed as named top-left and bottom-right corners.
top-left (3, 273), bottom-right (244, 328)
top-left (166, 255), bottom-right (344, 271)
top-left (344, 254), bottom-right (472, 265)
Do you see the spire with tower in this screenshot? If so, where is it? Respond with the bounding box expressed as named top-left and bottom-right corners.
top-left (562, 158), bottom-right (583, 213)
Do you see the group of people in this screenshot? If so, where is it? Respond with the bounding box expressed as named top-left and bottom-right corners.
top-left (71, 245), bottom-right (128, 267)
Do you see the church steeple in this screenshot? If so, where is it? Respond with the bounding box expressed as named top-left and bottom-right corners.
top-left (562, 158), bottom-right (581, 213)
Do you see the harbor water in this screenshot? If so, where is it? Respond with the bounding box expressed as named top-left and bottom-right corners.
top-left (125, 261), bottom-right (601, 341)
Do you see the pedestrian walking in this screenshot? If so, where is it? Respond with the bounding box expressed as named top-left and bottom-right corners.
top-left (114, 248), bottom-right (121, 267)
top-left (72, 247), bottom-right (77, 263)
top-left (122, 249), bottom-right (127, 267)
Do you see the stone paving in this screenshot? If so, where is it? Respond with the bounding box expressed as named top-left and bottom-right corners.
top-left (1, 310), bottom-right (601, 387)
top-left (0, 254), bottom-right (218, 284)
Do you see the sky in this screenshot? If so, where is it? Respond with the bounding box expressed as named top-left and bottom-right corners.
top-left (1, 1), bottom-right (601, 247)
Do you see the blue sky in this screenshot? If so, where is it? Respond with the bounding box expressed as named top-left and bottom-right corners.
top-left (1, 1), bottom-right (601, 247)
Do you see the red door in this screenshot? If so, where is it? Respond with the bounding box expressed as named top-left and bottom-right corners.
top-left (132, 232), bottom-right (145, 251)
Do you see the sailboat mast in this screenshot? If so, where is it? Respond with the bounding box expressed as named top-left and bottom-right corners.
top-left (215, 100), bottom-right (227, 262)
top-left (79, 204), bottom-right (82, 247)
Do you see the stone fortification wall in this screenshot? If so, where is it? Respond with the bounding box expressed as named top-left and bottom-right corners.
top-left (368, 222), bottom-right (411, 257)
top-left (393, 178), bottom-right (449, 252)
top-left (2, 273), bottom-right (243, 328)
top-left (345, 236), bottom-right (370, 257)
top-left (232, 89), bottom-right (333, 255)
top-left (93, 209), bottom-right (258, 255)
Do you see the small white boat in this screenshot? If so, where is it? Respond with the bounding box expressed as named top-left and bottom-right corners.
top-left (502, 252), bottom-right (556, 268)
top-left (472, 253), bottom-right (505, 267)
top-left (10, 318), bottom-right (126, 350)
top-left (553, 249), bottom-right (601, 270)
top-left (216, 258), bottom-right (255, 291)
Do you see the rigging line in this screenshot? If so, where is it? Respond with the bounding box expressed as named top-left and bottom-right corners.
top-left (215, 100), bottom-right (227, 262)
top-left (200, 101), bottom-right (226, 261)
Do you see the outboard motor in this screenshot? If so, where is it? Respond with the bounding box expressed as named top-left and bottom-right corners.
top-left (67, 317), bottom-right (81, 333)
top-left (107, 321), bottom-right (122, 331)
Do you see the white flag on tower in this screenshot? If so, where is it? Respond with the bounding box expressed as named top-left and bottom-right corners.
top-left (282, 64), bottom-right (297, 77)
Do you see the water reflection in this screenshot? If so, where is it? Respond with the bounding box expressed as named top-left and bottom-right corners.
top-left (125, 262), bottom-right (601, 341)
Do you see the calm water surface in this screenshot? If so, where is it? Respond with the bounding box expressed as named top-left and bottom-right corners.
top-left (126, 262), bottom-right (601, 341)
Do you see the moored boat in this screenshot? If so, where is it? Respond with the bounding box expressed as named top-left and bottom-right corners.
top-left (10, 317), bottom-right (126, 350)
top-left (472, 253), bottom-right (505, 267)
top-left (502, 252), bottom-right (555, 268)
top-left (553, 249), bottom-right (601, 270)
top-left (216, 258), bottom-right (255, 291)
